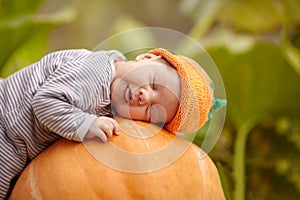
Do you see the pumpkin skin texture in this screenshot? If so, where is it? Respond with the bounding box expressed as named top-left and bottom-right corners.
top-left (10, 118), bottom-right (225, 200)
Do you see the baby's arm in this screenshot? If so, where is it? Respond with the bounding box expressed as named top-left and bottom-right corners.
top-left (33, 89), bottom-right (119, 142)
top-left (32, 50), bottom-right (118, 142)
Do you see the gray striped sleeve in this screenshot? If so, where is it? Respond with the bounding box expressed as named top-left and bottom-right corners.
top-left (1, 50), bottom-right (125, 198)
top-left (32, 51), bottom-right (115, 141)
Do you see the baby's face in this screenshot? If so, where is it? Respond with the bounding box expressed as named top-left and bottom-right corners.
top-left (111, 54), bottom-right (180, 124)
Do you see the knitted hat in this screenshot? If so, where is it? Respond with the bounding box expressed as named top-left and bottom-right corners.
top-left (147, 48), bottom-right (214, 134)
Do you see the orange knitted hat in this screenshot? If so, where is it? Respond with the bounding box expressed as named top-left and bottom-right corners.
top-left (147, 48), bottom-right (214, 134)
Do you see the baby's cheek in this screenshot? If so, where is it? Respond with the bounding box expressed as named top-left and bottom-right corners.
top-left (150, 104), bottom-right (167, 124)
top-left (112, 104), bottom-right (130, 119)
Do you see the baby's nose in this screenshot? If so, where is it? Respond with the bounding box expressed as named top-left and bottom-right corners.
top-left (138, 86), bottom-right (154, 105)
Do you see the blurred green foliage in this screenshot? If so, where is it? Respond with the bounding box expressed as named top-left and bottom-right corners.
top-left (0, 0), bottom-right (75, 77)
top-left (1, 0), bottom-right (300, 200)
top-left (190, 0), bottom-right (300, 199)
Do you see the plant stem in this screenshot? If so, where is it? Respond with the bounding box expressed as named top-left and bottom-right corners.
top-left (233, 118), bottom-right (258, 200)
top-left (216, 162), bottom-right (232, 200)
top-left (188, 0), bottom-right (222, 42)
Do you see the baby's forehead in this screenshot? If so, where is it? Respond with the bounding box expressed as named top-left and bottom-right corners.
top-left (155, 57), bottom-right (172, 68)
top-left (151, 57), bottom-right (177, 73)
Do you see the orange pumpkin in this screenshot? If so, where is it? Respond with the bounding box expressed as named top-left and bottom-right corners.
top-left (10, 118), bottom-right (225, 200)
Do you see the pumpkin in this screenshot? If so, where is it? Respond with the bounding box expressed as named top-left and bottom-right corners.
top-left (10, 118), bottom-right (225, 200)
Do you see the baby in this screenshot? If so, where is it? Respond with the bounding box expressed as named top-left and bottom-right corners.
top-left (0, 48), bottom-right (215, 199)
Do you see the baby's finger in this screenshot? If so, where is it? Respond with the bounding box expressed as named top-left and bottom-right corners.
top-left (114, 126), bottom-right (120, 136)
top-left (109, 119), bottom-right (120, 135)
top-left (96, 129), bottom-right (108, 142)
top-left (100, 123), bottom-right (114, 139)
top-left (102, 117), bottom-right (119, 136)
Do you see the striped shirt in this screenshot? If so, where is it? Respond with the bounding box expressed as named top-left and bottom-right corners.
top-left (0, 49), bottom-right (126, 160)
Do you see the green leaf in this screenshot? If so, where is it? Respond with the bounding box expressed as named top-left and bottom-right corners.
top-left (0, 0), bottom-right (45, 19)
top-left (0, 6), bottom-right (76, 76)
top-left (201, 28), bottom-right (255, 54)
top-left (206, 41), bottom-right (300, 200)
top-left (281, 38), bottom-right (300, 76)
top-left (217, 0), bottom-right (281, 33)
top-left (0, 29), bottom-right (49, 77)
top-left (207, 42), bottom-right (300, 128)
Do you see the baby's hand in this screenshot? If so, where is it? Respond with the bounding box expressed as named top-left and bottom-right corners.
top-left (86, 116), bottom-right (120, 142)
